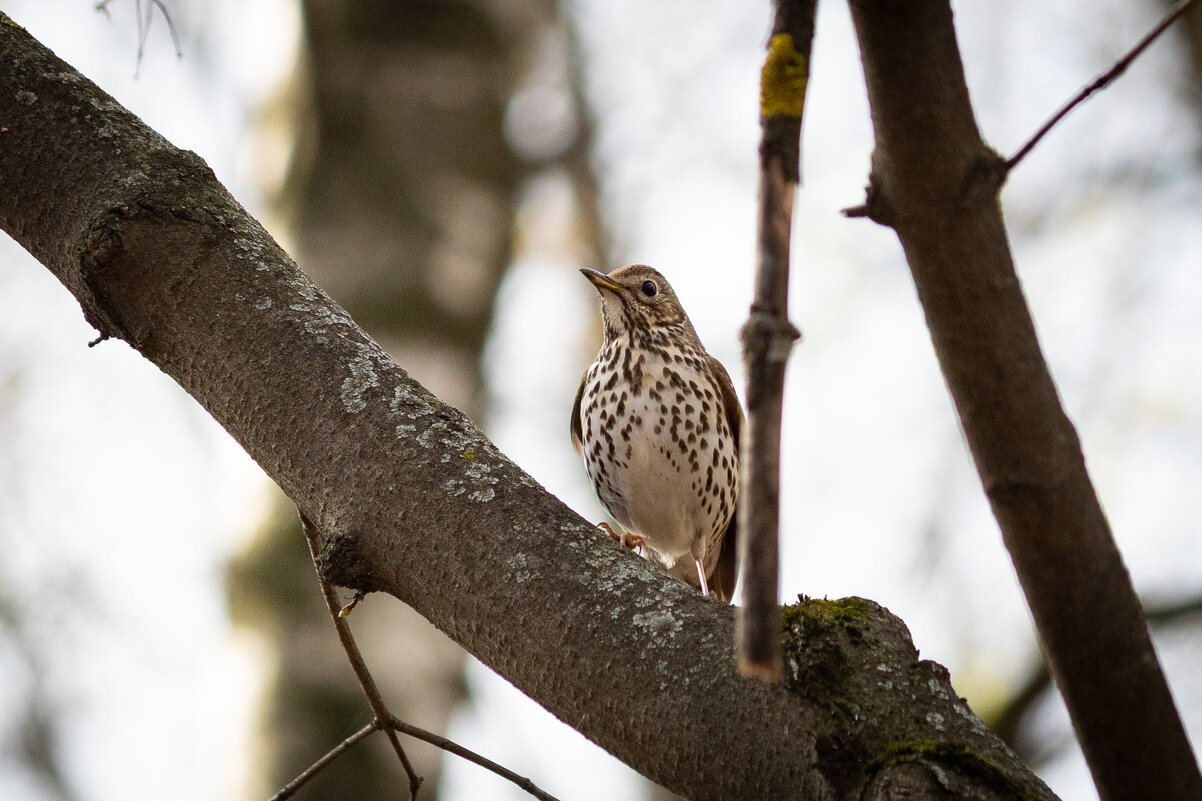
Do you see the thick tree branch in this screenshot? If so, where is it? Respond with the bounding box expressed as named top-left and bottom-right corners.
top-left (1, 14), bottom-right (1057, 800)
top-left (845, 2), bottom-right (1202, 800)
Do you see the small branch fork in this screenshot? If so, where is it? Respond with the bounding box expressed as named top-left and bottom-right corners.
top-left (298, 514), bottom-right (421, 797)
top-left (276, 512), bottom-right (561, 801)
top-left (1007, 0), bottom-right (1202, 171)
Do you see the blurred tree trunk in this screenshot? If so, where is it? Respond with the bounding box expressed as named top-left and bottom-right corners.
top-left (1162, 0), bottom-right (1202, 116)
top-left (230, 1), bottom-right (554, 797)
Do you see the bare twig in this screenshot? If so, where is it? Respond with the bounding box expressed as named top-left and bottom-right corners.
top-left (96, 0), bottom-right (183, 73)
top-left (269, 721), bottom-right (381, 801)
top-left (299, 512), bottom-right (423, 799)
top-left (383, 715), bottom-right (563, 801)
top-left (139, 0), bottom-right (183, 63)
top-left (737, 0), bottom-right (815, 682)
top-left (272, 712), bottom-right (565, 801)
top-left (1007, 0), bottom-right (1202, 171)
top-left (295, 512), bottom-right (564, 801)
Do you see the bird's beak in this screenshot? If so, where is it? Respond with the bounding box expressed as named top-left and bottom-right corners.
top-left (580, 267), bottom-right (623, 294)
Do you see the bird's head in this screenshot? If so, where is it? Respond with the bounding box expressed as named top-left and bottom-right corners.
top-left (580, 264), bottom-right (695, 339)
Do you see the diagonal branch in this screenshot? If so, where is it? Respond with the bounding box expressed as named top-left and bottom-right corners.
top-left (845, 1), bottom-right (1202, 800)
top-left (381, 715), bottom-right (561, 801)
top-left (1007, 0), bottom-right (1202, 171)
top-left (270, 721), bottom-right (381, 801)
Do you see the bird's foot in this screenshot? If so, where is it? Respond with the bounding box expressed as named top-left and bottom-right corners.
top-left (598, 522), bottom-right (644, 555)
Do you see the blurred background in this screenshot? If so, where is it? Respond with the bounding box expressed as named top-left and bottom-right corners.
top-left (1, 0), bottom-right (1200, 799)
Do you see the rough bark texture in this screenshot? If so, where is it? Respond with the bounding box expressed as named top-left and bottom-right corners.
top-left (0, 13), bottom-right (1060, 800)
top-left (845, 2), bottom-right (1202, 801)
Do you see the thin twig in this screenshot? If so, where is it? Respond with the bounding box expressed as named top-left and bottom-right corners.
top-left (121, 0), bottom-right (183, 76)
top-left (295, 511), bottom-right (564, 801)
top-left (299, 512), bottom-right (423, 799)
top-left (383, 714), bottom-right (564, 801)
top-left (1007, 0), bottom-right (1202, 171)
top-left (269, 721), bottom-right (381, 801)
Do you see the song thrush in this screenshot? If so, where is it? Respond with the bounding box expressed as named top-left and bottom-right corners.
top-left (571, 265), bottom-right (742, 602)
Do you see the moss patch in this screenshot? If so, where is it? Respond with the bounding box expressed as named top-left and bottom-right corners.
top-left (870, 740), bottom-right (1050, 801)
top-left (781, 596), bottom-right (873, 645)
top-left (779, 597), bottom-right (878, 719)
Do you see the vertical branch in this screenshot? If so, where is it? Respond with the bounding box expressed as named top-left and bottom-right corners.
top-left (737, 0), bottom-right (815, 680)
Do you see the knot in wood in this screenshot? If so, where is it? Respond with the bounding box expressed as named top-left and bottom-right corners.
top-left (741, 311), bottom-right (801, 364)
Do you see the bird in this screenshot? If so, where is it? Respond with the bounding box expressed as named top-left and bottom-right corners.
top-left (571, 264), bottom-right (742, 602)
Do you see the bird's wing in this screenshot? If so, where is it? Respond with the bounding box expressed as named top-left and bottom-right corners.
top-left (570, 372), bottom-right (586, 457)
top-left (706, 354), bottom-right (744, 447)
top-left (706, 353), bottom-right (744, 603)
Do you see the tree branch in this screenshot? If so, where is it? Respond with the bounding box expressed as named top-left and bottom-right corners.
top-left (0, 13), bottom-right (1058, 800)
top-left (381, 715), bottom-right (562, 801)
top-left (300, 513), bottom-right (422, 799)
top-left (1006, 0), bottom-right (1202, 171)
top-left (738, 0), bottom-right (813, 682)
top-left (845, 2), bottom-right (1202, 800)
top-left (270, 721), bottom-right (381, 801)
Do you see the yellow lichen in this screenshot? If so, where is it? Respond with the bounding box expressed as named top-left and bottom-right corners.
top-left (760, 33), bottom-right (808, 119)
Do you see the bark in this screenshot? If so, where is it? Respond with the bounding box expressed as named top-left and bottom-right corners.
top-left (845, 2), bottom-right (1202, 801)
top-left (0, 13), bottom-right (1059, 800)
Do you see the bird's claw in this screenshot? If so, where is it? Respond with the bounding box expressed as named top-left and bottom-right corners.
top-left (598, 522), bottom-right (644, 555)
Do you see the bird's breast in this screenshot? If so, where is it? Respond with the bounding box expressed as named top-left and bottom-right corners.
top-left (578, 343), bottom-right (739, 564)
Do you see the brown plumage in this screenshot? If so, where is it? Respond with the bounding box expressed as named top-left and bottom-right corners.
top-left (571, 265), bottom-right (742, 602)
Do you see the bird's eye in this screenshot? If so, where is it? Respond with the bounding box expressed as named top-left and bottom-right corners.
top-left (641, 280), bottom-right (657, 297)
